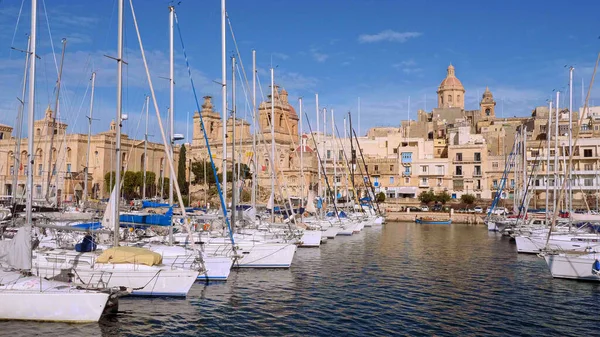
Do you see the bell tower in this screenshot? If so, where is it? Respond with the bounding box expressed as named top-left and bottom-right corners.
top-left (480, 87), bottom-right (496, 119)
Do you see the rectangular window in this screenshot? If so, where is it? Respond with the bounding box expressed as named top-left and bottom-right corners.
top-left (390, 176), bottom-right (395, 184)
top-left (35, 185), bottom-right (42, 198)
top-left (453, 180), bottom-right (464, 190)
top-left (436, 165), bottom-right (444, 175)
top-left (393, 148), bottom-right (398, 154)
top-left (531, 150), bottom-right (539, 157)
top-left (456, 153), bottom-right (463, 161)
top-left (437, 178), bottom-right (443, 186)
top-left (455, 166), bottom-right (462, 175)
top-left (339, 150), bottom-right (343, 160)
top-left (476, 193), bottom-right (481, 199)
top-left (421, 165), bottom-right (428, 173)
top-left (9, 166), bottom-right (14, 175)
top-left (535, 179), bottom-right (540, 186)
top-left (549, 164), bottom-right (554, 171)
top-left (474, 165), bottom-right (481, 176)
top-left (374, 165), bottom-right (379, 172)
top-left (66, 164), bottom-right (71, 173)
top-left (511, 179), bottom-right (515, 187)
top-left (421, 177), bottom-right (428, 185)
top-left (401, 152), bottom-right (412, 163)
top-left (52, 164), bottom-right (56, 176)
top-left (335, 176), bottom-right (341, 183)
top-left (326, 150), bottom-right (331, 159)
top-left (493, 179), bottom-right (498, 188)
top-left (585, 163), bottom-right (593, 171)
top-left (390, 165), bottom-right (394, 171)
top-left (404, 177), bottom-right (410, 183)
top-left (404, 166), bottom-right (411, 175)
top-left (584, 149), bottom-right (593, 157)
top-left (549, 179), bottom-right (554, 187)
top-left (550, 150), bottom-right (555, 156)
top-left (492, 162), bottom-right (499, 169)
top-left (37, 164), bottom-right (42, 176)
top-left (365, 165), bottom-right (368, 172)
top-left (24, 165), bottom-right (28, 176)
top-left (474, 152), bottom-right (481, 162)
top-left (585, 178), bottom-right (594, 187)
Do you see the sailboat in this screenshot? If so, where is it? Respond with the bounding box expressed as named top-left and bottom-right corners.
top-left (0, 0), bottom-right (113, 322)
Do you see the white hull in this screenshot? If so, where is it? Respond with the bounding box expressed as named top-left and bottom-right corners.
top-left (544, 254), bottom-right (600, 281)
top-left (299, 230), bottom-right (322, 247)
top-left (32, 249), bottom-right (199, 296)
top-left (515, 234), bottom-right (600, 254)
top-left (202, 241), bottom-right (297, 268)
top-left (322, 226), bottom-right (340, 238)
top-left (0, 272), bottom-right (109, 322)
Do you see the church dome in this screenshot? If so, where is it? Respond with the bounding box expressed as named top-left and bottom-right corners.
top-left (481, 86), bottom-right (495, 103)
top-left (438, 64), bottom-right (464, 90)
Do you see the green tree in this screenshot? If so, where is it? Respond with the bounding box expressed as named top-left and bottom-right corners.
top-left (177, 144), bottom-right (188, 196)
top-left (161, 177), bottom-right (170, 197)
top-left (376, 192), bottom-right (386, 203)
top-left (418, 190), bottom-right (436, 204)
top-left (104, 171), bottom-right (116, 193)
top-left (191, 161), bottom-right (218, 185)
top-left (460, 193), bottom-right (476, 205)
top-left (434, 191), bottom-right (452, 205)
top-left (142, 171), bottom-right (157, 197)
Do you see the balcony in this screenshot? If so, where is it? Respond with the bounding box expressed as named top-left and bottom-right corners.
top-left (402, 172), bottom-right (411, 177)
top-left (473, 171), bottom-right (482, 177)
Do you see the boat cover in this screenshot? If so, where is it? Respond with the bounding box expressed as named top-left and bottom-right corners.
top-left (96, 246), bottom-right (162, 266)
top-left (0, 227), bottom-right (31, 270)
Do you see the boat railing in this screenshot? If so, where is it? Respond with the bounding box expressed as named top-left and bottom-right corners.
top-left (167, 254), bottom-right (198, 270)
top-left (71, 268), bottom-right (115, 290)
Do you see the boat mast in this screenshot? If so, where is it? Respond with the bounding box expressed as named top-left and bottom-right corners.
top-left (553, 91), bottom-right (559, 216)
top-left (113, 0), bottom-right (124, 247)
top-left (12, 35), bottom-right (31, 204)
top-left (568, 66), bottom-right (574, 222)
top-left (323, 107), bottom-right (327, 202)
top-left (45, 38), bottom-right (66, 203)
top-left (546, 100), bottom-right (552, 219)
top-left (299, 97), bottom-right (304, 221)
top-left (221, 0), bottom-right (227, 204)
top-left (332, 109), bottom-right (337, 209)
top-left (251, 50), bottom-right (257, 210)
top-left (316, 94), bottom-right (320, 213)
top-left (83, 71), bottom-right (96, 205)
top-left (270, 67), bottom-right (275, 224)
top-left (143, 95), bottom-right (149, 200)
top-left (168, 5), bottom-right (175, 245)
top-left (26, 0), bottom-right (38, 229)
top-left (522, 125), bottom-right (527, 212)
top-left (231, 56), bottom-right (236, 229)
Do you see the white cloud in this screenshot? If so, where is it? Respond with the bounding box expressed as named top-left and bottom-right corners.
top-left (392, 60), bottom-right (422, 74)
top-left (271, 52), bottom-right (290, 60)
top-left (310, 48), bottom-right (329, 63)
top-left (358, 30), bottom-right (422, 43)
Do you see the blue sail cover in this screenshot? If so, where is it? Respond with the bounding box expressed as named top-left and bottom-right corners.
top-left (72, 222), bottom-right (103, 231)
top-left (120, 207), bottom-right (173, 226)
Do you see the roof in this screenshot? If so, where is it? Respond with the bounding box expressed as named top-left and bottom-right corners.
top-left (295, 145), bottom-right (313, 153)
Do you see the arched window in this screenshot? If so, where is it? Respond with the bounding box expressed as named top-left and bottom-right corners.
top-left (279, 114), bottom-right (284, 128)
top-left (441, 96), bottom-right (444, 105)
top-left (36, 128), bottom-right (41, 136)
top-left (485, 108), bottom-right (491, 116)
top-left (448, 95), bottom-right (453, 103)
top-left (0, 132), bottom-right (3, 140)
top-left (140, 154), bottom-right (146, 171)
top-left (209, 122), bottom-right (214, 134)
top-left (457, 95), bottom-right (461, 103)
top-left (52, 148), bottom-right (57, 161)
top-left (66, 147), bottom-right (72, 161)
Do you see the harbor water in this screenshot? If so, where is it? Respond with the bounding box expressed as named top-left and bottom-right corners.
top-left (3, 223), bottom-right (599, 336)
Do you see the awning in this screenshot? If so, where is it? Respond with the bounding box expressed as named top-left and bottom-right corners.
top-left (397, 187), bottom-right (417, 194)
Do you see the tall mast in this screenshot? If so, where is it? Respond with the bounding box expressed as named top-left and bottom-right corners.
top-left (358, 97), bottom-right (361, 137)
top-left (231, 56), bottom-right (236, 228)
top-left (26, 0), bottom-right (38, 227)
top-left (270, 67), bottom-right (275, 224)
top-left (143, 95), bottom-right (149, 200)
top-left (168, 5), bottom-right (174, 210)
top-left (113, 0), bottom-right (124, 247)
top-left (299, 97), bottom-right (304, 221)
top-left (45, 38), bottom-right (67, 202)
top-left (323, 107), bottom-right (326, 201)
top-left (221, 0), bottom-right (227, 204)
top-left (13, 35), bottom-right (31, 203)
top-left (316, 94), bottom-right (321, 203)
top-left (522, 126), bottom-right (526, 211)
top-left (332, 109), bottom-right (337, 208)
top-left (251, 50), bottom-right (257, 209)
top-left (83, 71), bottom-right (96, 205)
top-left (545, 100), bottom-right (552, 220)
top-left (568, 66), bottom-right (574, 217)
top-left (553, 91), bottom-right (559, 215)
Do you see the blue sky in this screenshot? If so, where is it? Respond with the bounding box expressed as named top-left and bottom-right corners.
top-left (0, 0), bottom-right (599, 142)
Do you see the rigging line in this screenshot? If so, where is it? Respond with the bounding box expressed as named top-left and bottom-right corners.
top-left (9, 0), bottom-right (26, 58)
top-left (226, 14), bottom-right (252, 104)
top-left (40, 0), bottom-right (59, 76)
top-left (172, 11), bottom-right (235, 248)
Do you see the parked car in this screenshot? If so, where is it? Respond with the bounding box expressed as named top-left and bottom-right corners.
top-left (408, 206), bottom-right (421, 212)
top-left (420, 205), bottom-right (430, 212)
top-left (432, 204), bottom-right (443, 212)
top-left (473, 206), bottom-right (483, 213)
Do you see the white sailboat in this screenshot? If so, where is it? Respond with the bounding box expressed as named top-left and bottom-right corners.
top-left (0, 0), bottom-right (112, 322)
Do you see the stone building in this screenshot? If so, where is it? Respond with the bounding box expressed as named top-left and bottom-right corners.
top-left (0, 107), bottom-right (177, 204)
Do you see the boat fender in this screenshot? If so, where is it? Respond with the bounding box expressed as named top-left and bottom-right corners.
top-left (203, 223), bottom-right (210, 231)
top-left (592, 259), bottom-right (600, 275)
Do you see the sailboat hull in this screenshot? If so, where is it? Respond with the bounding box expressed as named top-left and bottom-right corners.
top-left (544, 254), bottom-right (600, 281)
